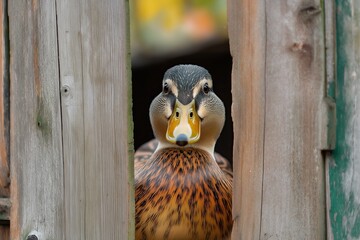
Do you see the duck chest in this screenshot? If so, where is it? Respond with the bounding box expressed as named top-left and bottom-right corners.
top-left (135, 148), bottom-right (232, 240)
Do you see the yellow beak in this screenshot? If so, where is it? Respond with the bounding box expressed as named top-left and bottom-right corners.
top-left (166, 99), bottom-right (201, 146)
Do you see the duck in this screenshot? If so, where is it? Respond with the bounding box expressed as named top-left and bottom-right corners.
top-left (135, 64), bottom-right (232, 240)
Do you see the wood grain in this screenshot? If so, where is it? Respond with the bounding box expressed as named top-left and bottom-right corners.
top-left (228, 0), bottom-right (266, 239)
top-left (0, 0), bottom-right (9, 199)
top-left (0, 0), bottom-right (11, 238)
top-left (57, 0), bottom-right (134, 239)
top-left (261, 1), bottom-right (325, 238)
top-left (57, 1), bottom-right (85, 239)
top-left (229, 0), bottom-right (326, 239)
top-left (8, 0), bottom-right (64, 239)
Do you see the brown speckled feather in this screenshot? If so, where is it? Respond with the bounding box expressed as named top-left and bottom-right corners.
top-left (135, 147), bottom-right (232, 240)
top-left (134, 139), bottom-right (233, 178)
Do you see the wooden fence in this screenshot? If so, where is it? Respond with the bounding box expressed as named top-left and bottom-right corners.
top-left (229, 0), bottom-right (327, 238)
top-left (0, 0), bottom-right (359, 239)
top-left (2, 0), bottom-right (133, 239)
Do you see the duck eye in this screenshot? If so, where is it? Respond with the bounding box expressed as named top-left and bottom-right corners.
top-left (203, 83), bottom-right (210, 94)
top-left (163, 82), bottom-right (169, 94)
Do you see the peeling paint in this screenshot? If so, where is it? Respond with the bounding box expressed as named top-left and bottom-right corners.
top-left (329, 0), bottom-right (360, 239)
top-left (343, 68), bottom-right (360, 206)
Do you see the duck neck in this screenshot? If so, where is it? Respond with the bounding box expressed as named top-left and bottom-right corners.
top-left (146, 148), bottom-right (227, 181)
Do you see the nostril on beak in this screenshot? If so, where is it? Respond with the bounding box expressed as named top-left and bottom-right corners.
top-left (176, 134), bottom-right (188, 146)
top-left (189, 111), bottom-right (193, 118)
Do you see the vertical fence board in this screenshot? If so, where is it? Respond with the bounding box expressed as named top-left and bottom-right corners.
top-left (57, 0), bottom-right (134, 239)
top-left (329, 1), bottom-right (360, 239)
top-left (261, 1), bottom-right (326, 238)
top-left (0, 0), bottom-right (9, 199)
top-left (229, 0), bottom-right (326, 239)
top-left (57, 1), bottom-right (85, 239)
top-left (0, 0), bottom-right (10, 238)
top-left (8, 1), bottom-right (64, 239)
top-left (228, 0), bottom-right (266, 239)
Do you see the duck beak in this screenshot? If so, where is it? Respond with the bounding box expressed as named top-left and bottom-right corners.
top-left (166, 99), bottom-right (201, 146)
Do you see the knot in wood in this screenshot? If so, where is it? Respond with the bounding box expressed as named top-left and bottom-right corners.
top-left (27, 235), bottom-right (38, 240)
top-left (27, 230), bottom-right (41, 240)
top-left (61, 85), bottom-right (71, 96)
top-left (299, 5), bottom-right (321, 23)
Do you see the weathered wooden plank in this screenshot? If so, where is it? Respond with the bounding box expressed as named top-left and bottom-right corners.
top-left (81, 1), bottom-right (133, 237)
top-left (0, 0), bottom-right (9, 199)
top-left (228, 0), bottom-right (266, 239)
top-left (329, 1), bottom-right (360, 239)
top-left (261, 1), bottom-right (326, 239)
top-left (9, 1), bottom-right (64, 239)
top-left (56, 1), bottom-right (85, 239)
top-left (0, 1), bottom-right (10, 238)
top-left (229, 0), bottom-right (326, 239)
top-left (57, 0), bottom-right (134, 239)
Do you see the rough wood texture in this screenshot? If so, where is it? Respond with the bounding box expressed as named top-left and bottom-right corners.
top-left (228, 0), bottom-right (266, 239)
top-left (57, 0), bottom-right (134, 239)
top-left (9, 1), bottom-right (64, 239)
top-left (57, 1), bottom-right (85, 239)
top-left (329, 1), bottom-right (360, 239)
top-left (261, 1), bottom-right (326, 238)
top-left (229, 0), bottom-right (326, 239)
top-left (0, 0), bottom-right (10, 238)
top-left (0, 0), bottom-right (9, 199)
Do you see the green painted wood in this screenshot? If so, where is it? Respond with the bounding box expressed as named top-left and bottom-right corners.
top-left (329, 0), bottom-right (360, 239)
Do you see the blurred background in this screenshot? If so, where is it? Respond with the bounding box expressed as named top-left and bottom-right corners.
top-left (130, 0), bottom-right (233, 162)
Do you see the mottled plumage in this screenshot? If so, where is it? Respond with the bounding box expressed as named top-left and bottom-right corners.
top-left (135, 148), bottom-right (232, 240)
top-left (135, 139), bottom-right (233, 178)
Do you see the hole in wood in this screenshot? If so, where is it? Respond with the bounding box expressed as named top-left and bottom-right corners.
top-left (61, 85), bottom-right (70, 96)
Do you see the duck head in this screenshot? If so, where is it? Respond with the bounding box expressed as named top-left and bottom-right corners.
top-left (150, 64), bottom-right (225, 156)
